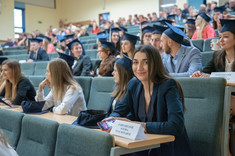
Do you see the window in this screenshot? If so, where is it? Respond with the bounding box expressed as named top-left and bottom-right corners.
top-left (14, 8), bottom-right (25, 38)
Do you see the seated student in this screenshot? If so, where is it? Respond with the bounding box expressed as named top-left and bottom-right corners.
top-left (0, 60), bottom-right (36, 105)
top-left (27, 38), bottom-right (50, 62)
top-left (141, 26), bottom-right (153, 45)
top-left (90, 41), bottom-right (117, 77)
top-left (121, 33), bottom-right (139, 58)
top-left (64, 34), bottom-right (75, 56)
top-left (212, 6), bottom-right (226, 31)
top-left (67, 39), bottom-right (92, 76)
top-left (161, 23), bottom-right (202, 77)
top-left (105, 45), bottom-right (192, 156)
top-left (110, 28), bottom-right (121, 54)
top-left (150, 24), bottom-right (167, 54)
top-left (36, 58), bottom-right (87, 116)
top-left (43, 36), bottom-right (55, 54)
top-left (185, 19), bottom-right (196, 39)
top-left (0, 129), bottom-right (18, 156)
top-left (191, 12), bottom-right (216, 40)
top-left (119, 27), bottom-right (127, 39)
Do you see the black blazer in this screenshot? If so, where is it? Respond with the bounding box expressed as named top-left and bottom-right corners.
top-left (0, 77), bottom-right (36, 105)
top-left (111, 77), bottom-right (192, 156)
top-left (73, 55), bottom-right (92, 76)
top-left (28, 48), bottom-right (49, 61)
top-left (202, 51), bottom-right (226, 73)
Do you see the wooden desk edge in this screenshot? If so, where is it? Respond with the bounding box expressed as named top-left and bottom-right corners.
top-left (114, 135), bottom-right (175, 149)
top-left (227, 82), bottom-right (235, 86)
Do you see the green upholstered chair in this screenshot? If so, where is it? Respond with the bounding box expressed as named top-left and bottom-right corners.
top-left (20, 62), bottom-right (35, 75)
top-left (0, 109), bottom-right (24, 148)
top-left (34, 61), bottom-right (48, 75)
top-left (176, 77), bottom-right (226, 156)
top-left (203, 38), bottom-right (216, 52)
top-left (85, 49), bottom-right (98, 59)
top-left (54, 123), bottom-right (113, 156)
top-left (16, 115), bottom-right (59, 156)
top-left (192, 39), bottom-right (204, 52)
top-left (87, 77), bottom-right (115, 111)
top-left (74, 76), bottom-right (93, 104)
top-left (201, 51), bottom-right (214, 69)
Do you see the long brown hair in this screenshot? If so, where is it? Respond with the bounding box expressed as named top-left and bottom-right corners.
top-left (0, 129), bottom-right (9, 148)
top-left (2, 60), bottom-right (23, 101)
top-left (121, 41), bottom-right (135, 59)
top-left (111, 63), bottom-right (133, 101)
top-left (133, 45), bottom-right (185, 110)
top-left (99, 46), bottom-right (116, 76)
top-left (186, 24), bottom-right (196, 39)
top-left (48, 58), bottom-right (81, 101)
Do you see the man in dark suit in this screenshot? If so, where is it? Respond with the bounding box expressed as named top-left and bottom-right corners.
top-left (27, 38), bottom-right (49, 62)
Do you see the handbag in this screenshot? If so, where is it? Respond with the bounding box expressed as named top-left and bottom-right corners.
top-left (21, 100), bottom-right (46, 114)
top-left (74, 110), bottom-right (107, 128)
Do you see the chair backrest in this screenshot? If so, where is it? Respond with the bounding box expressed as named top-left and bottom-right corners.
top-left (20, 62), bottom-right (35, 75)
top-left (192, 39), bottom-right (204, 52)
top-left (91, 59), bottom-right (100, 69)
top-left (201, 51), bottom-right (214, 68)
top-left (34, 61), bottom-right (48, 75)
top-left (203, 38), bottom-right (216, 51)
top-left (176, 77), bottom-right (226, 156)
top-left (86, 49), bottom-right (97, 59)
top-left (0, 109), bottom-right (24, 148)
top-left (87, 77), bottom-right (115, 111)
top-left (74, 76), bottom-right (93, 104)
top-left (54, 123), bottom-right (113, 156)
top-left (16, 115), bottom-right (59, 156)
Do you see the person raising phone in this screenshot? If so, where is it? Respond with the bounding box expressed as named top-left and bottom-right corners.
top-left (36, 58), bottom-right (87, 116)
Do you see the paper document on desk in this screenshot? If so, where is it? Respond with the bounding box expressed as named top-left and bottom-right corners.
top-left (110, 120), bottom-right (146, 140)
top-left (210, 72), bottom-right (235, 83)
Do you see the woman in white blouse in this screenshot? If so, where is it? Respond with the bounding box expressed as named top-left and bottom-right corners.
top-left (36, 58), bottom-right (87, 116)
top-left (0, 130), bottom-right (18, 156)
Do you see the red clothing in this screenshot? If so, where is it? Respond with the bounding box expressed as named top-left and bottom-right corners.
top-left (91, 28), bottom-right (100, 34)
top-left (191, 24), bottom-right (216, 40)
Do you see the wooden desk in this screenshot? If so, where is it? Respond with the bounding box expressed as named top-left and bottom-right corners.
top-left (0, 105), bottom-right (175, 156)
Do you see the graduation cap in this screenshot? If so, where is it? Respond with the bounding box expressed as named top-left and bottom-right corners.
top-left (115, 54), bottom-right (133, 73)
top-left (157, 19), bottom-right (173, 26)
top-left (29, 38), bottom-right (42, 43)
top-left (122, 33), bottom-right (139, 45)
top-left (52, 34), bottom-right (56, 37)
top-left (142, 26), bottom-right (153, 34)
top-left (66, 39), bottom-right (82, 51)
top-left (214, 6), bottom-right (226, 13)
top-left (21, 101), bottom-right (47, 114)
top-left (58, 52), bottom-right (75, 68)
top-left (100, 41), bottom-right (116, 54)
top-left (220, 19), bottom-right (235, 34)
top-left (111, 27), bottom-right (121, 33)
top-left (167, 14), bottom-right (176, 20)
top-left (97, 31), bottom-right (108, 42)
top-left (0, 57), bottom-right (8, 65)
top-left (152, 24), bottom-right (168, 34)
top-left (120, 27), bottom-right (127, 32)
top-left (64, 34), bottom-right (74, 40)
top-left (186, 19), bottom-right (195, 25)
top-left (44, 36), bottom-right (51, 42)
top-left (198, 12), bottom-right (211, 22)
top-left (140, 21), bottom-right (148, 26)
top-left (59, 37), bottom-right (65, 42)
top-left (163, 22), bottom-right (187, 44)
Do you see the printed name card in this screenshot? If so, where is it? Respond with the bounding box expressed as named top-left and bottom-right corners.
top-left (210, 72), bottom-right (235, 83)
top-left (110, 120), bottom-right (146, 140)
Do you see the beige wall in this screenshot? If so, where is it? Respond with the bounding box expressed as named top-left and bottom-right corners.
top-left (176, 0), bottom-right (187, 9)
top-left (62, 0), bottom-right (159, 24)
top-left (25, 0), bottom-right (63, 33)
top-left (0, 0), bottom-right (14, 40)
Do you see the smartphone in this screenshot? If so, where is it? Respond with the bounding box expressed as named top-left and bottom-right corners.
top-left (97, 119), bottom-right (115, 131)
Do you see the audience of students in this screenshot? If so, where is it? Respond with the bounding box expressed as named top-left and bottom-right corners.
top-left (36, 58), bottom-right (87, 116)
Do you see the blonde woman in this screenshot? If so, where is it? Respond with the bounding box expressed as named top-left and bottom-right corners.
top-left (0, 130), bottom-right (18, 156)
top-left (191, 12), bottom-right (216, 40)
top-left (43, 36), bottom-right (55, 54)
top-left (0, 60), bottom-right (36, 105)
top-left (36, 58), bottom-right (87, 116)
